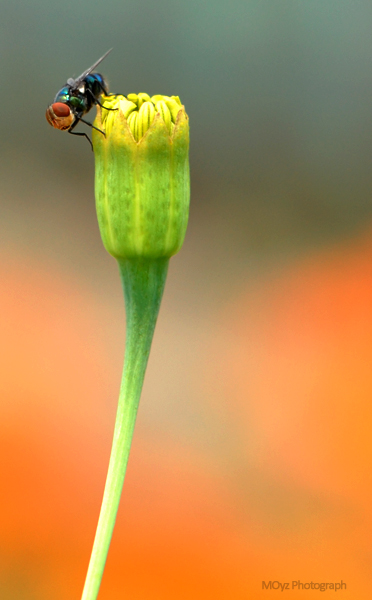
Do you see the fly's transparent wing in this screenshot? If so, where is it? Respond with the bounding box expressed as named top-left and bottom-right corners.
top-left (68, 49), bottom-right (113, 88)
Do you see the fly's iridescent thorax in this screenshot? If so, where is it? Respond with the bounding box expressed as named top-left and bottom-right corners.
top-left (54, 86), bottom-right (71, 104)
top-left (54, 84), bottom-right (87, 113)
top-left (69, 93), bottom-right (89, 113)
top-left (64, 73), bottom-right (107, 114)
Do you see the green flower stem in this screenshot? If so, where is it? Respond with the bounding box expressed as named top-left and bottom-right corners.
top-left (81, 257), bottom-right (169, 600)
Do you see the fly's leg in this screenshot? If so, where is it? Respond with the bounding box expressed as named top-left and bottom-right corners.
top-left (68, 118), bottom-right (93, 150)
top-left (97, 97), bottom-right (118, 110)
top-left (86, 87), bottom-right (118, 111)
top-left (78, 117), bottom-right (106, 136)
top-left (68, 129), bottom-right (93, 151)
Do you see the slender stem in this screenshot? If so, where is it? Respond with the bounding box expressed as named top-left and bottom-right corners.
top-left (81, 257), bottom-right (169, 600)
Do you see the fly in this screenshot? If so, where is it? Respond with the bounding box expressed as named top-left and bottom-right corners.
top-left (46, 49), bottom-right (116, 150)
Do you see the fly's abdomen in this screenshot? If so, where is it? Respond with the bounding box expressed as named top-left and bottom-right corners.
top-left (87, 73), bottom-right (109, 98)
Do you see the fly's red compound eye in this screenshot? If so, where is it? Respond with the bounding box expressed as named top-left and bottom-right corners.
top-left (46, 102), bottom-right (75, 130)
top-left (52, 102), bottom-right (71, 117)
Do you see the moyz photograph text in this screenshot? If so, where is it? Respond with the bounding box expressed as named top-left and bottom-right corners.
top-left (262, 581), bottom-right (347, 592)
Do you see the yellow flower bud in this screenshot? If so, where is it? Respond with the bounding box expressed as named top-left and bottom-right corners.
top-left (92, 93), bottom-right (189, 260)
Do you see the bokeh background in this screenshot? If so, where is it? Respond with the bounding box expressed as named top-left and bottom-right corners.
top-left (1, 0), bottom-right (372, 598)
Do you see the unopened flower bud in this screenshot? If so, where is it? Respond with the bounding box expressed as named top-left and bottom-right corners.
top-left (93, 93), bottom-right (190, 260)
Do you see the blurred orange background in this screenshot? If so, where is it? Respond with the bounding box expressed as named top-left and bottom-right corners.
top-left (2, 1), bottom-right (372, 598)
top-left (2, 221), bottom-right (372, 598)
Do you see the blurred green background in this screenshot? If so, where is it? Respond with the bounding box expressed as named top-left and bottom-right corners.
top-left (3, 0), bottom-right (372, 269)
top-left (1, 1), bottom-right (372, 598)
